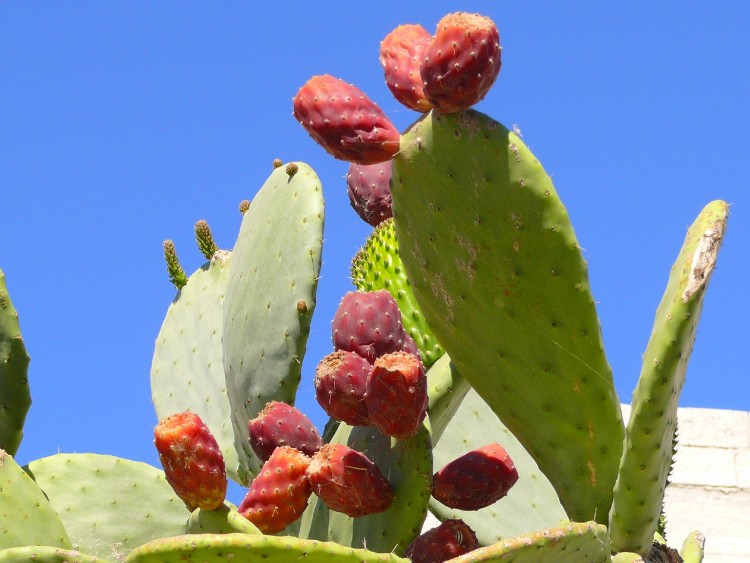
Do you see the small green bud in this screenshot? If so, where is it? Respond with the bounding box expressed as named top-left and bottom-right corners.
top-left (163, 240), bottom-right (188, 289)
top-left (194, 219), bottom-right (219, 260)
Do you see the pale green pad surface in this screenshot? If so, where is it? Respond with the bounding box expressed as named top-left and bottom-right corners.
top-left (431, 388), bottom-right (566, 545)
top-left (0, 546), bottom-right (108, 562)
top-left (444, 522), bottom-right (610, 562)
top-left (186, 502), bottom-right (260, 535)
top-left (298, 423), bottom-right (432, 554)
top-left (0, 269), bottom-right (31, 456)
top-left (391, 109), bottom-right (624, 523)
top-left (222, 163), bottom-right (324, 478)
top-left (150, 253), bottom-right (242, 483)
top-left (125, 533), bottom-right (410, 563)
top-left (0, 450), bottom-right (71, 549)
top-left (25, 453), bottom-right (187, 560)
top-left (609, 201), bottom-right (728, 554)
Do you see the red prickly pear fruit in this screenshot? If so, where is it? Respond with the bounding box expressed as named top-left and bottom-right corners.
top-left (366, 351), bottom-right (427, 439)
top-left (332, 290), bottom-right (408, 362)
top-left (238, 446), bottom-right (312, 534)
top-left (154, 411), bottom-right (227, 511)
top-left (247, 401), bottom-right (323, 462)
top-left (293, 74), bottom-right (400, 165)
top-left (405, 519), bottom-right (480, 563)
top-left (314, 350), bottom-right (372, 426)
top-left (307, 443), bottom-right (393, 518)
top-left (432, 443), bottom-right (519, 510)
top-left (379, 24), bottom-right (433, 112)
top-left (346, 160), bottom-right (393, 227)
top-left (421, 12), bottom-right (502, 113)
top-left (401, 332), bottom-right (422, 361)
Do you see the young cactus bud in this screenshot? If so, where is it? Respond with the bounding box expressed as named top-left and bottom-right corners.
top-left (194, 219), bottom-right (219, 260)
top-left (163, 239), bottom-right (188, 289)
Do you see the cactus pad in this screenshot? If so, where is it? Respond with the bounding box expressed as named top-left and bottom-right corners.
top-left (0, 450), bottom-right (71, 549)
top-left (25, 453), bottom-right (187, 560)
top-left (0, 269), bottom-right (31, 456)
top-left (609, 201), bottom-right (729, 554)
top-left (0, 546), bottom-right (107, 562)
top-left (391, 109), bottom-right (624, 523)
top-left (222, 162), bottom-right (324, 478)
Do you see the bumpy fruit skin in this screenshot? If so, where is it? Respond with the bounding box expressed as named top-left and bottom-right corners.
top-left (380, 24), bottom-right (433, 112)
top-left (314, 350), bottom-right (372, 426)
top-left (307, 443), bottom-right (393, 517)
top-left (247, 401), bottom-right (323, 462)
top-left (366, 352), bottom-right (427, 439)
top-left (405, 519), bottom-right (480, 563)
top-left (154, 411), bottom-right (227, 511)
top-left (421, 12), bottom-right (502, 113)
top-left (432, 443), bottom-right (518, 510)
top-left (346, 161), bottom-right (393, 227)
top-left (293, 74), bottom-right (400, 164)
top-left (332, 290), bottom-right (408, 362)
top-left (238, 446), bottom-right (312, 534)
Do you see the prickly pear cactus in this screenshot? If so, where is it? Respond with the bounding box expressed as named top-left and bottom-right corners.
top-left (608, 201), bottom-right (729, 554)
top-left (125, 534), bottom-right (410, 563)
top-left (25, 453), bottom-right (187, 560)
top-left (0, 546), bottom-right (108, 562)
top-left (222, 162), bottom-right (324, 478)
top-left (0, 269), bottom-right (31, 456)
top-left (391, 109), bottom-right (625, 524)
top-left (186, 503), bottom-right (261, 535)
top-left (0, 450), bottom-right (71, 549)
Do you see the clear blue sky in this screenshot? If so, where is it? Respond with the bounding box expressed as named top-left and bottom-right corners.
top-left (3, 3), bottom-right (748, 501)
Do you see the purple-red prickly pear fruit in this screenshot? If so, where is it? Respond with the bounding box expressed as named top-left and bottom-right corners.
top-left (154, 411), bottom-right (227, 511)
top-left (366, 351), bottom-right (427, 439)
top-left (247, 401), bottom-right (323, 462)
top-left (238, 446), bottom-right (312, 534)
top-left (401, 332), bottom-right (422, 360)
top-left (314, 350), bottom-right (371, 426)
top-left (421, 12), bottom-right (502, 113)
top-left (380, 24), bottom-right (433, 112)
top-left (306, 443), bottom-right (393, 517)
top-left (346, 161), bottom-right (393, 227)
top-left (432, 443), bottom-right (519, 510)
top-left (332, 290), bottom-right (408, 362)
top-left (293, 74), bottom-right (400, 165)
top-left (405, 519), bottom-right (480, 563)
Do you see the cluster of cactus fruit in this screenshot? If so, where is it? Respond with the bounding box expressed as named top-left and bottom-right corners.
top-left (0, 9), bottom-right (728, 563)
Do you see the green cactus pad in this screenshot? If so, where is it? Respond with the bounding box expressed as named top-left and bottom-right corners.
top-left (679, 531), bottom-right (705, 563)
top-left (391, 109), bottom-right (624, 523)
top-left (425, 353), bottom-right (470, 444)
top-left (430, 387), bottom-right (567, 545)
top-left (298, 422), bottom-right (432, 554)
top-left (24, 453), bottom-right (187, 560)
top-left (608, 201), bottom-right (729, 554)
top-left (150, 251), bottom-right (243, 482)
top-left (0, 450), bottom-right (71, 549)
top-left (0, 546), bottom-right (108, 562)
top-left (125, 533), bottom-right (409, 563)
top-left (0, 269), bottom-right (31, 456)
top-left (351, 219), bottom-right (444, 368)
top-left (222, 162), bottom-right (324, 478)
top-left (443, 521), bottom-right (610, 562)
top-left (186, 502), bottom-right (261, 535)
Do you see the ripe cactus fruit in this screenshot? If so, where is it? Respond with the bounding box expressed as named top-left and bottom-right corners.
top-left (421, 12), bottom-right (502, 113)
top-left (332, 290), bottom-right (408, 362)
top-left (346, 160), bottom-right (393, 227)
top-left (247, 401), bottom-right (323, 462)
top-left (293, 74), bottom-right (400, 164)
top-left (432, 443), bottom-right (519, 510)
top-left (238, 446), bottom-right (312, 534)
top-left (365, 351), bottom-right (427, 439)
top-left (405, 519), bottom-right (479, 563)
top-left (306, 443), bottom-right (393, 517)
top-left (153, 412), bottom-right (227, 511)
top-left (314, 350), bottom-right (371, 426)
top-left (379, 24), bottom-right (433, 112)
